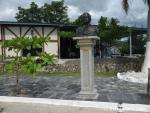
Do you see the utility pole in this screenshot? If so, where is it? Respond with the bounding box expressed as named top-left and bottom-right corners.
top-left (129, 31), bottom-right (132, 57)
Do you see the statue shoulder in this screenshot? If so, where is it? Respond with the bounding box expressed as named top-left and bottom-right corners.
top-left (76, 26), bottom-right (84, 36)
top-left (88, 25), bottom-right (98, 35)
top-left (76, 25), bottom-right (97, 36)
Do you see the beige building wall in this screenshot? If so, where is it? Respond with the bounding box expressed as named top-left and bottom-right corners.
top-left (44, 42), bottom-right (58, 55)
top-left (5, 26), bottom-right (20, 39)
top-left (44, 28), bottom-right (58, 56)
top-left (5, 26), bottom-right (20, 57)
top-left (22, 27), bottom-right (32, 37)
top-left (2, 25), bottom-right (59, 58)
top-left (0, 25), bottom-right (2, 56)
top-left (49, 28), bottom-right (58, 40)
top-left (33, 27), bottom-right (42, 36)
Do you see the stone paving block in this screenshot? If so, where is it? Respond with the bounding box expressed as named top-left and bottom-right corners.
top-left (0, 76), bottom-right (149, 104)
top-left (37, 91), bottom-right (54, 98)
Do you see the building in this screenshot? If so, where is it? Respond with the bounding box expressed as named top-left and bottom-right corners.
top-left (0, 21), bottom-right (147, 60)
top-left (0, 21), bottom-right (79, 60)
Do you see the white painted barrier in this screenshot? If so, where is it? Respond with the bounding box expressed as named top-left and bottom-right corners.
top-left (0, 96), bottom-right (149, 113)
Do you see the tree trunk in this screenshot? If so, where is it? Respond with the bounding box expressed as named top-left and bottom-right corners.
top-left (16, 63), bottom-right (20, 94)
top-left (16, 52), bottom-right (20, 94)
top-left (142, 8), bottom-right (150, 74)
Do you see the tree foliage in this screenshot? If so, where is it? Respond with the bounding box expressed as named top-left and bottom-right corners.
top-left (2, 36), bottom-right (55, 93)
top-left (58, 31), bottom-right (75, 38)
top-left (122, 0), bottom-right (150, 14)
top-left (42, 0), bottom-right (69, 24)
top-left (97, 16), bottom-right (129, 44)
top-left (70, 15), bottom-right (84, 26)
top-left (15, 2), bottom-right (42, 23)
top-left (15, 0), bottom-right (69, 24)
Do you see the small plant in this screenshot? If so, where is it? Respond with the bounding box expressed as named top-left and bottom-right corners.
top-left (2, 36), bottom-right (55, 94)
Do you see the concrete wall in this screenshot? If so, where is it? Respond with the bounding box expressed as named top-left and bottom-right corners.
top-left (0, 44), bottom-right (1, 56)
top-left (0, 96), bottom-right (149, 113)
top-left (0, 25), bottom-right (1, 56)
top-left (45, 57), bottom-right (143, 73)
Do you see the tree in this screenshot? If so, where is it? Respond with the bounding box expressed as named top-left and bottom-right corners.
top-left (97, 16), bottom-right (129, 57)
top-left (132, 35), bottom-right (146, 54)
top-left (15, 0), bottom-right (69, 24)
top-left (15, 2), bottom-right (42, 23)
top-left (2, 36), bottom-right (55, 94)
top-left (122, 0), bottom-right (150, 73)
top-left (97, 16), bottom-right (129, 44)
top-left (70, 15), bottom-right (84, 26)
top-left (42, 0), bottom-right (69, 24)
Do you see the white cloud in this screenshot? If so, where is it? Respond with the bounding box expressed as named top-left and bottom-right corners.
top-left (0, 0), bottom-right (148, 27)
top-left (0, 8), bottom-right (16, 21)
top-left (68, 5), bottom-right (82, 21)
top-left (65, 0), bottom-right (109, 12)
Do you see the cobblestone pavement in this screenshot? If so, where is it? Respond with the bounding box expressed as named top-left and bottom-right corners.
top-left (0, 76), bottom-right (149, 104)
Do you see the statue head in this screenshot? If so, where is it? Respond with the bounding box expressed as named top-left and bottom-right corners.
top-left (80, 12), bottom-right (91, 25)
top-left (76, 12), bottom-right (97, 36)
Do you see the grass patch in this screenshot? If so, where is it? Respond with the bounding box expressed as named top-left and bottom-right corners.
top-left (96, 71), bottom-right (116, 77)
top-left (0, 70), bottom-right (116, 78)
top-left (36, 71), bottom-right (80, 77)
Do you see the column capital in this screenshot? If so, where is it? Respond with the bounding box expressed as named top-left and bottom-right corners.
top-left (73, 36), bottom-right (99, 41)
top-left (73, 36), bottom-right (99, 47)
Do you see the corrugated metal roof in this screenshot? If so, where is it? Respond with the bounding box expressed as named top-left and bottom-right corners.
top-left (129, 27), bottom-right (147, 31)
top-left (0, 21), bottom-right (78, 28)
top-left (0, 21), bottom-right (146, 31)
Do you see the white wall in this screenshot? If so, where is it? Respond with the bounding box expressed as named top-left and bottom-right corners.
top-left (5, 26), bottom-right (20, 57)
top-left (34, 27), bottom-right (42, 36)
top-left (44, 42), bottom-right (58, 55)
top-left (44, 28), bottom-right (58, 55)
top-left (44, 27), bottom-right (58, 40)
top-left (0, 25), bottom-right (1, 56)
top-left (5, 26), bottom-right (20, 39)
top-left (22, 27), bottom-right (32, 37)
top-left (49, 29), bottom-right (58, 40)
top-left (2, 26), bottom-right (59, 57)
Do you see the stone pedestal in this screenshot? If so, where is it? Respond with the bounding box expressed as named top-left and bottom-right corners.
top-left (74, 36), bottom-right (99, 100)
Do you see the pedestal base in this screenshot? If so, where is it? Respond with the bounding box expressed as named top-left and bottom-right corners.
top-left (78, 89), bottom-right (99, 100)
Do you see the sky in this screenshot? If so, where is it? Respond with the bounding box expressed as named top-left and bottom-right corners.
top-left (0, 0), bottom-right (148, 27)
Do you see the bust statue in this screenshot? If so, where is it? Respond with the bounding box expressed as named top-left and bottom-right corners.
top-left (76, 12), bottom-right (97, 37)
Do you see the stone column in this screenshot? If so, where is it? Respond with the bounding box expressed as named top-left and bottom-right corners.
top-left (74, 36), bottom-right (99, 100)
top-left (142, 41), bottom-right (150, 74)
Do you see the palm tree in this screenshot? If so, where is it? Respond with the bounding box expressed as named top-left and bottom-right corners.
top-left (122, 0), bottom-right (150, 74)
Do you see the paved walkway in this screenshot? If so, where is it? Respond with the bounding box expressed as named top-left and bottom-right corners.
top-left (0, 76), bottom-right (149, 104)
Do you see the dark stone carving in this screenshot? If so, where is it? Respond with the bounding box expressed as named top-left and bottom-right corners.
top-left (76, 12), bottom-right (97, 36)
